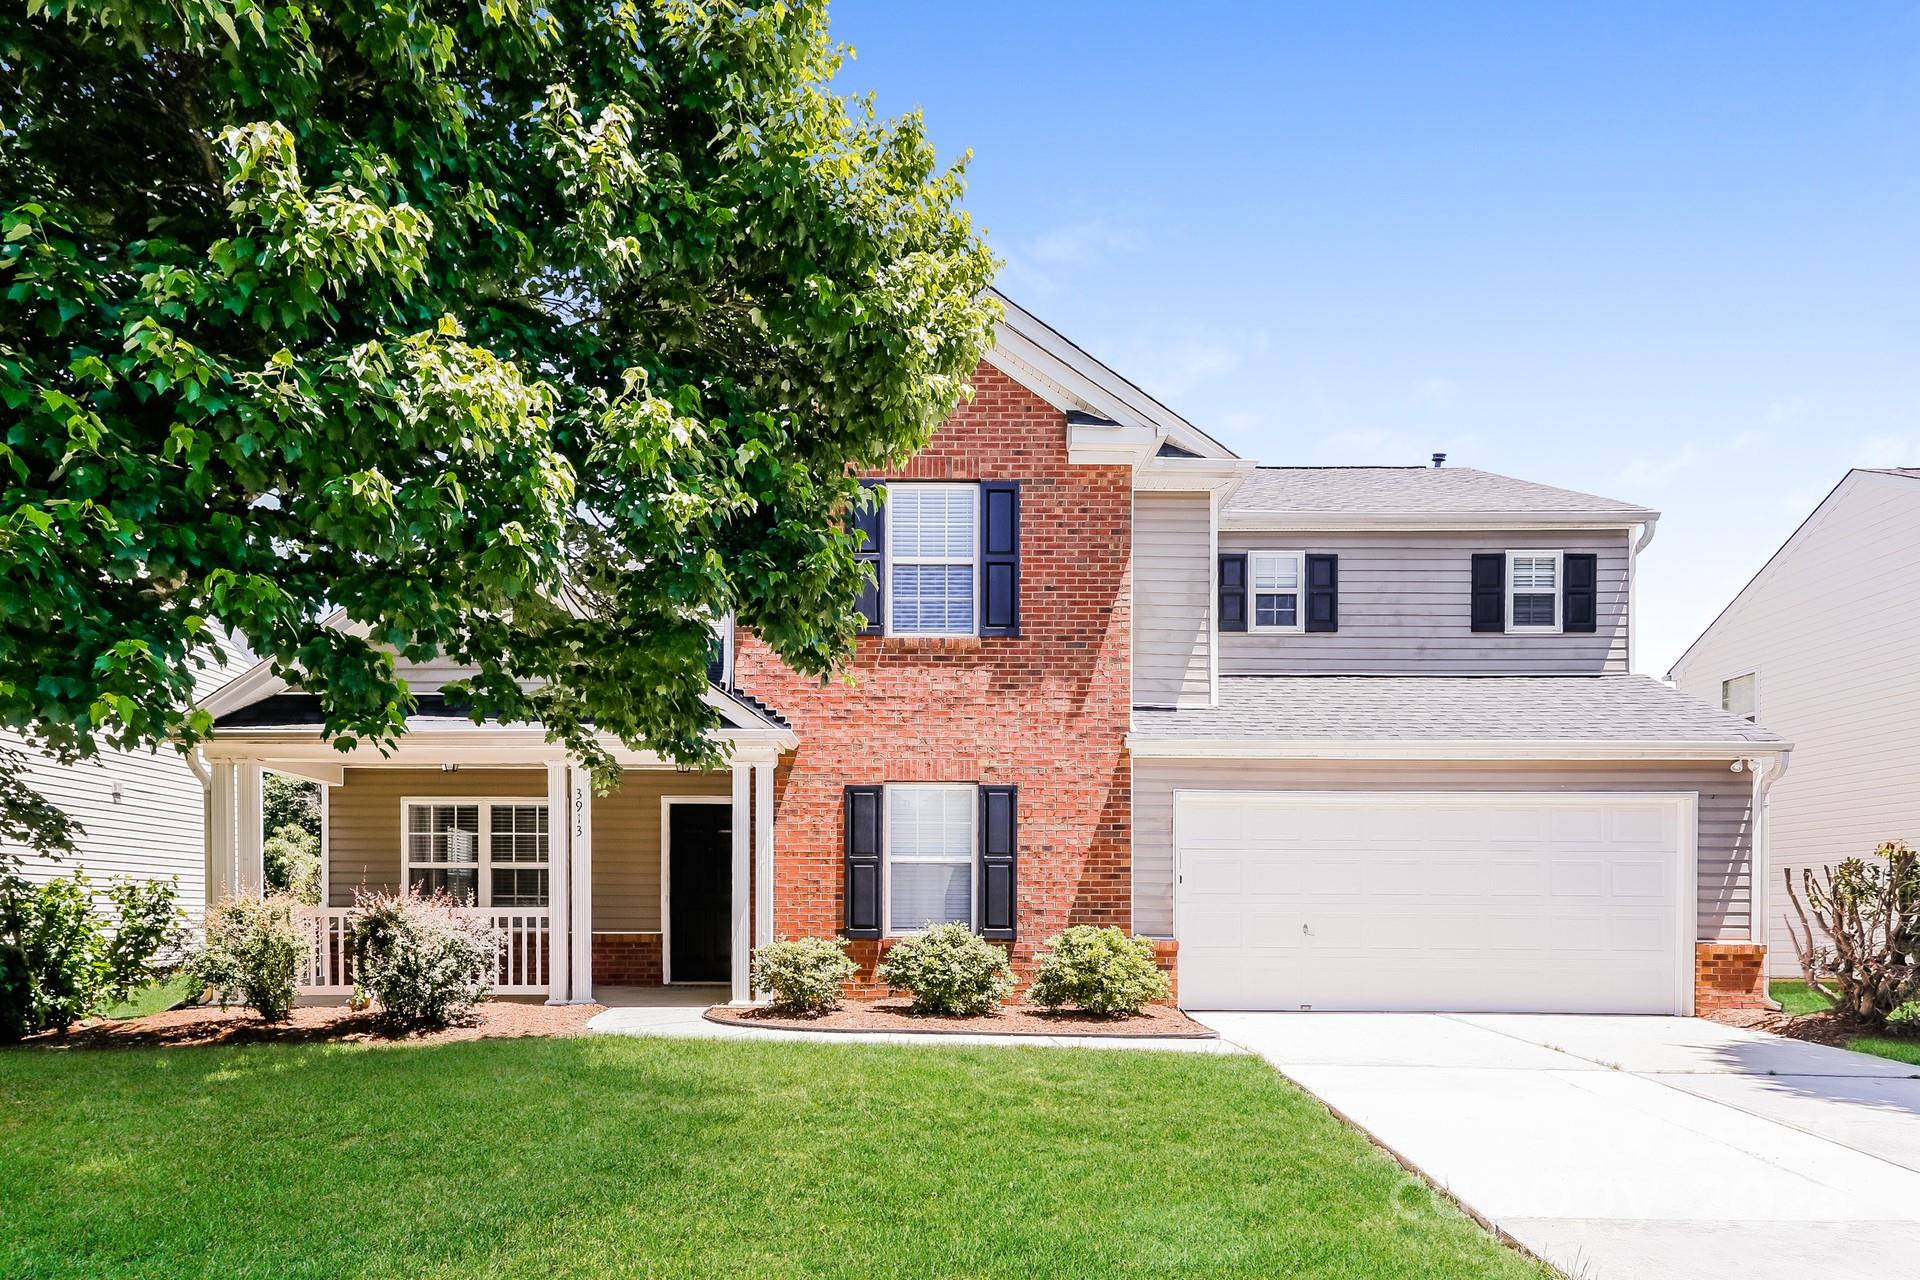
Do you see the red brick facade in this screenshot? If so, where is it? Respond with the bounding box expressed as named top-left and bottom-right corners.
top-left (592, 932), bottom-right (664, 986)
top-left (1694, 942), bottom-right (1770, 1012)
top-left (733, 362), bottom-right (1134, 995)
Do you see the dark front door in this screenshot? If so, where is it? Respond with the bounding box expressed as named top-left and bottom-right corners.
top-left (669, 803), bottom-right (732, 983)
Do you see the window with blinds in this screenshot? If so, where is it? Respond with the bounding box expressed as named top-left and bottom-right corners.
top-left (1507, 551), bottom-right (1562, 633)
top-left (1721, 672), bottom-right (1757, 722)
top-left (886, 784), bottom-right (975, 934)
top-left (887, 484), bottom-right (977, 636)
top-left (404, 800), bottom-right (549, 907)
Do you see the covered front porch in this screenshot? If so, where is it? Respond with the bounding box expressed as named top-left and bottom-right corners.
top-left (200, 693), bottom-right (796, 1005)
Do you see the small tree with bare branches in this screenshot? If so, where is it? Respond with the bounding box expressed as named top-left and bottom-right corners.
top-left (1784, 841), bottom-right (1920, 1025)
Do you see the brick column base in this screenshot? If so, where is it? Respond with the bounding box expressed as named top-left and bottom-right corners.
top-left (592, 933), bottom-right (663, 986)
top-left (1695, 942), bottom-right (1769, 1012)
top-left (1151, 938), bottom-right (1179, 1006)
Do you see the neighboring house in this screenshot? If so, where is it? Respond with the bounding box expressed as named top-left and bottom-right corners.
top-left (198, 292), bottom-right (1787, 1014)
top-left (1671, 467), bottom-right (1920, 975)
top-left (3, 630), bottom-right (251, 915)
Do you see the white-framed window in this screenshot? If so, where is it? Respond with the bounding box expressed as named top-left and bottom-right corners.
top-left (1506, 550), bottom-right (1563, 634)
top-left (403, 799), bottom-right (550, 908)
top-left (1248, 550), bottom-right (1305, 633)
top-left (885, 483), bottom-right (978, 636)
top-left (1721, 672), bottom-right (1757, 722)
top-left (884, 783), bottom-right (976, 934)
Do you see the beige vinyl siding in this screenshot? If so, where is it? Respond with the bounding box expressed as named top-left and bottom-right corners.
top-left (1219, 529), bottom-right (1630, 674)
top-left (1671, 470), bottom-right (1920, 972)
top-left (1131, 757), bottom-right (1752, 941)
top-left (591, 770), bottom-right (731, 932)
top-left (324, 765), bottom-right (731, 932)
top-left (1133, 491), bottom-right (1214, 707)
top-left (327, 768), bottom-right (547, 906)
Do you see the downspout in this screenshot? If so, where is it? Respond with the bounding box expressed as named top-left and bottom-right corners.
top-left (1750, 750), bottom-right (1792, 1011)
top-left (1628, 516), bottom-right (1659, 674)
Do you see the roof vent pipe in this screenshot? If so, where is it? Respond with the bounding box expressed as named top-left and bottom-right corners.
top-left (1431, 452), bottom-right (1447, 468)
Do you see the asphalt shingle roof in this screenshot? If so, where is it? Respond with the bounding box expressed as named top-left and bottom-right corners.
top-left (1223, 467), bottom-right (1655, 520)
top-left (1131, 675), bottom-right (1786, 745)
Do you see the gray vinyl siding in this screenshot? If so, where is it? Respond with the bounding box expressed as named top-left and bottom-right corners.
top-left (1131, 758), bottom-right (1751, 941)
top-left (1219, 529), bottom-right (1629, 674)
top-left (324, 766), bottom-right (728, 933)
top-left (1133, 492), bottom-right (1213, 707)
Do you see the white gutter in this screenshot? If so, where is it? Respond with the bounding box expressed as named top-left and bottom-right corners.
top-left (1217, 513), bottom-right (1657, 533)
top-left (1748, 749), bottom-right (1793, 1008)
top-left (1126, 735), bottom-right (1793, 762)
top-left (1627, 516), bottom-right (1660, 674)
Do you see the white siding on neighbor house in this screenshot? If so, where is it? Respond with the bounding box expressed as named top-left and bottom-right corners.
top-left (1131, 758), bottom-right (1753, 943)
top-left (1132, 491), bottom-right (1214, 707)
top-left (1219, 529), bottom-right (1630, 674)
top-left (3, 632), bottom-right (251, 916)
top-left (1671, 470), bottom-right (1920, 973)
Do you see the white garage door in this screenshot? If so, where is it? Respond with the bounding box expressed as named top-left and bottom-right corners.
top-left (1175, 791), bottom-right (1694, 1014)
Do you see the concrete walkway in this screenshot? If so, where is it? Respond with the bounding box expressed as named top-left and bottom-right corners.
top-left (588, 994), bottom-right (1237, 1053)
top-left (1194, 1011), bottom-right (1920, 1280)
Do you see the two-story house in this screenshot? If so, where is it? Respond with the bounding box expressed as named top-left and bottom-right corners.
top-left (198, 293), bottom-right (1787, 1015)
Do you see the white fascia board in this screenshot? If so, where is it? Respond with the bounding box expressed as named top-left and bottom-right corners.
top-left (1065, 419), bottom-right (1159, 466)
top-left (1125, 735), bottom-right (1793, 761)
top-left (203, 725), bottom-right (796, 766)
top-left (1218, 512), bottom-right (1654, 533)
top-left (1134, 457), bottom-right (1257, 492)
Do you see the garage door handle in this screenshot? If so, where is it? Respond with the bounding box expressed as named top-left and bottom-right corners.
top-left (1302, 924), bottom-right (1313, 936)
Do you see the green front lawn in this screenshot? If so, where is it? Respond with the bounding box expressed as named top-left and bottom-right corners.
top-left (1769, 981), bottom-right (1920, 1066)
top-left (0, 1036), bottom-right (1545, 1279)
top-left (97, 973), bottom-right (195, 1021)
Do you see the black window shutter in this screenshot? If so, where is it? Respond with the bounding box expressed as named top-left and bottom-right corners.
top-left (1304, 554), bottom-right (1338, 633)
top-left (1218, 553), bottom-right (1248, 633)
top-left (843, 786), bottom-right (882, 938)
top-left (978, 785), bottom-right (1017, 941)
top-left (979, 482), bottom-right (1020, 637)
top-left (853, 481), bottom-right (884, 635)
top-left (1563, 553), bottom-right (1598, 633)
top-left (1470, 553), bottom-right (1506, 632)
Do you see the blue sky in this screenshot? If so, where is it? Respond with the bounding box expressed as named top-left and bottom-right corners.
top-left (831, 1), bottom-right (1920, 675)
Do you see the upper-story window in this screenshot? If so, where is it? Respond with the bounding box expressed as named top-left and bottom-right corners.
top-left (1721, 672), bottom-right (1757, 721)
top-left (1248, 551), bottom-right (1305, 633)
top-left (886, 484), bottom-right (979, 637)
top-left (1506, 550), bottom-right (1563, 634)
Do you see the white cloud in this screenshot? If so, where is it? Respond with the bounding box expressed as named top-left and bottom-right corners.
top-left (996, 218), bottom-right (1145, 299)
top-left (1763, 397), bottom-right (1810, 426)
top-left (1413, 377), bottom-right (1459, 408)
top-left (1855, 433), bottom-right (1918, 469)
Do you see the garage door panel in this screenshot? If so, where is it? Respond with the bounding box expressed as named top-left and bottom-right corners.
top-left (1175, 792), bottom-right (1688, 1014)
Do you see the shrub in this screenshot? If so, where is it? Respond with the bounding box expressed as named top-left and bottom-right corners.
top-left (189, 895), bottom-right (305, 1021)
top-left (349, 888), bottom-right (498, 1028)
top-left (1785, 840), bottom-right (1920, 1027)
top-left (0, 941), bottom-right (30, 1044)
top-left (0, 872), bottom-right (186, 1033)
top-left (263, 823), bottom-right (322, 904)
top-left (1027, 926), bottom-right (1171, 1016)
top-left (876, 922), bottom-right (1015, 1016)
top-left (753, 937), bottom-right (857, 1014)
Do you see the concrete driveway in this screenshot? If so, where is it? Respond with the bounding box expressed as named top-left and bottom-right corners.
top-left (1194, 1012), bottom-right (1920, 1280)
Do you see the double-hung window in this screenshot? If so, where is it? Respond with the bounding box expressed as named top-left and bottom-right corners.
top-left (886, 484), bottom-right (978, 636)
top-left (1506, 550), bottom-right (1563, 634)
top-left (1721, 672), bottom-right (1757, 722)
top-left (884, 784), bottom-right (976, 934)
top-left (1249, 551), bottom-right (1305, 633)
top-left (403, 799), bottom-right (550, 908)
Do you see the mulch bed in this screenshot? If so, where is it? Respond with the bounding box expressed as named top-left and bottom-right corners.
top-left (1704, 1005), bottom-right (1877, 1048)
top-left (706, 999), bottom-right (1213, 1038)
top-left (21, 1000), bottom-right (603, 1050)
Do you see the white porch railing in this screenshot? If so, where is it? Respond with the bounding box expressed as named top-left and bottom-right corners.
top-left (296, 907), bottom-right (552, 997)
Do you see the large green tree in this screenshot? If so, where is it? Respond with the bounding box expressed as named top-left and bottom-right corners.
top-left (0, 0), bottom-right (997, 854)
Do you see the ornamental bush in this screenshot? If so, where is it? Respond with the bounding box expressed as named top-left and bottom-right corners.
top-left (876, 922), bottom-right (1015, 1016)
top-left (0, 871), bottom-right (186, 1035)
top-left (349, 889), bottom-right (498, 1028)
top-left (752, 937), bottom-right (857, 1014)
top-left (189, 894), bottom-right (305, 1022)
top-left (1785, 840), bottom-right (1920, 1027)
top-left (1027, 926), bottom-right (1171, 1016)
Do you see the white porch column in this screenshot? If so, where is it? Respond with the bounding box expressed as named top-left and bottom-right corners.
top-left (235, 763), bottom-right (265, 897)
top-left (207, 761), bottom-right (237, 905)
top-left (569, 765), bottom-right (594, 1003)
top-left (730, 762), bottom-right (752, 1004)
top-left (544, 761), bottom-right (571, 1006)
top-left (754, 762), bottom-right (775, 953)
